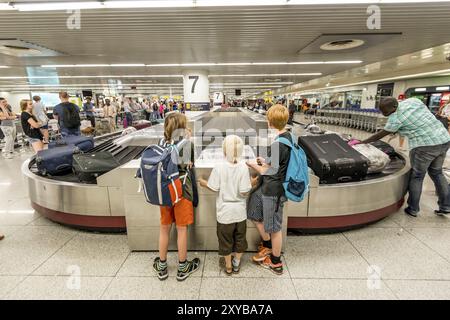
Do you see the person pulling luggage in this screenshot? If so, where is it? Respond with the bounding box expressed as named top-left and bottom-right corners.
top-left (356, 97), bottom-right (450, 218)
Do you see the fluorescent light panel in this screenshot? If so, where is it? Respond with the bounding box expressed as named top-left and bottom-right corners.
top-left (436, 86), bottom-right (450, 91)
top-left (42, 61), bottom-right (360, 68)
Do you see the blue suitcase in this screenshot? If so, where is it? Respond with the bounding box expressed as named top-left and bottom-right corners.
top-left (36, 146), bottom-right (79, 176)
top-left (49, 136), bottom-right (94, 152)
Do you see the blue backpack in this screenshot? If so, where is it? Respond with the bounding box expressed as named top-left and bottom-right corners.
top-left (276, 133), bottom-right (310, 202)
top-left (136, 139), bottom-right (185, 207)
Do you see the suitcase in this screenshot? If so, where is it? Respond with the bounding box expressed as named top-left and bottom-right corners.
top-left (36, 146), bottom-right (79, 176)
top-left (133, 120), bottom-right (152, 130)
top-left (352, 144), bottom-right (391, 174)
top-left (49, 136), bottom-right (94, 152)
top-left (72, 151), bottom-right (121, 182)
top-left (369, 140), bottom-right (397, 158)
top-left (298, 134), bottom-right (369, 184)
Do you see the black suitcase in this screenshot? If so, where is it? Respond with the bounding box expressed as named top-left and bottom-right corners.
top-left (36, 146), bottom-right (79, 176)
top-left (369, 140), bottom-right (397, 158)
top-left (72, 151), bottom-right (121, 182)
top-left (298, 134), bottom-right (369, 184)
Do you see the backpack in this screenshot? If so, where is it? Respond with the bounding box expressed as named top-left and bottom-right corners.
top-left (63, 103), bottom-right (81, 129)
top-left (136, 139), bottom-right (186, 206)
top-left (276, 133), bottom-right (310, 202)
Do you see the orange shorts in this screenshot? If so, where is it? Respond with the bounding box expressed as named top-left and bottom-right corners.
top-left (160, 198), bottom-right (194, 226)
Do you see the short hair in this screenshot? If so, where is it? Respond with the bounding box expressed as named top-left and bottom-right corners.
top-left (379, 97), bottom-right (398, 110)
top-left (20, 99), bottom-right (31, 112)
top-left (223, 135), bottom-right (244, 164)
top-left (32, 96), bottom-right (41, 102)
top-left (59, 92), bottom-right (69, 99)
top-left (0, 97), bottom-right (5, 102)
top-left (267, 104), bottom-right (289, 130)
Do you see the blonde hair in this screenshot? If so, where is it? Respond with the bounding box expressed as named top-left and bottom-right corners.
top-left (267, 104), bottom-right (289, 130)
top-left (20, 99), bottom-right (31, 112)
top-left (164, 112), bottom-right (187, 142)
top-left (222, 135), bottom-right (244, 164)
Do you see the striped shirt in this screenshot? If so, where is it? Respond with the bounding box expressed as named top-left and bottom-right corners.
top-left (384, 98), bottom-right (450, 150)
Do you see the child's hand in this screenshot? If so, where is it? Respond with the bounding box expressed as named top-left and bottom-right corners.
top-left (198, 178), bottom-right (208, 188)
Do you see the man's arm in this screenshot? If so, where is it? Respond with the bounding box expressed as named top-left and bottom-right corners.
top-left (360, 130), bottom-right (392, 144)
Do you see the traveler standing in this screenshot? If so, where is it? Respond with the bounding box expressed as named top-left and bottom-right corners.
top-left (246, 104), bottom-right (291, 275)
top-left (103, 99), bottom-right (117, 132)
top-left (20, 99), bottom-right (44, 153)
top-left (32, 96), bottom-right (49, 144)
top-left (83, 97), bottom-right (96, 128)
top-left (123, 98), bottom-right (133, 128)
top-left (288, 101), bottom-right (296, 125)
top-left (199, 135), bottom-right (252, 275)
top-left (159, 102), bottom-right (165, 119)
top-left (53, 92), bottom-right (81, 137)
top-left (0, 97), bottom-right (17, 159)
top-left (142, 99), bottom-right (151, 121)
top-left (438, 102), bottom-right (450, 133)
top-left (360, 97), bottom-right (450, 217)
top-left (153, 113), bottom-right (200, 281)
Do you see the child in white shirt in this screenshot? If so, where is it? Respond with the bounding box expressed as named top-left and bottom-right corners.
top-left (199, 135), bottom-right (252, 275)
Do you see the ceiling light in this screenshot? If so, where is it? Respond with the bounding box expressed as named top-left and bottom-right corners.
top-left (13, 1), bottom-right (105, 11)
top-left (104, 1), bottom-right (193, 9)
top-left (436, 86), bottom-right (450, 91)
top-left (0, 3), bottom-right (14, 10)
top-left (110, 64), bottom-right (146, 67)
top-left (209, 73), bottom-right (322, 77)
top-left (415, 88), bottom-right (427, 92)
top-left (0, 66), bottom-right (10, 68)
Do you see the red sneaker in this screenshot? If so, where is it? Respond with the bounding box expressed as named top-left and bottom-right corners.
top-left (259, 256), bottom-right (284, 275)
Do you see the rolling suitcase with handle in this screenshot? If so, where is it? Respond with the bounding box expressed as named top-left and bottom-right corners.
top-left (298, 134), bottom-right (369, 184)
top-left (72, 151), bottom-right (121, 182)
top-left (36, 146), bottom-right (80, 176)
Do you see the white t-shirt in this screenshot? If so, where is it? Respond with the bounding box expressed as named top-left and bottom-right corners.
top-left (207, 161), bottom-right (252, 224)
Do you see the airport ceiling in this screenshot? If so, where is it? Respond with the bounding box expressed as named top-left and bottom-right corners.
top-left (1, 1), bottom-right (450, 96)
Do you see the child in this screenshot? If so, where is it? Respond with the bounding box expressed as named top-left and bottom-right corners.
top-left (153, 112), bottom-right (200, 281)
top-left (246, 104), bottom-right (291, 275)
top-left (199, 135), bottom-right (252, 275)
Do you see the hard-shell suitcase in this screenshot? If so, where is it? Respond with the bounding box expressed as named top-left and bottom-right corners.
top-left (72, 151), bottom-right (121, 182)
top-left (369, 140), bottom-right (397, 158)
top-left (36, 146), bottom-right (79, 176)
top-left (49, 135), bottom-right (94, 152)
top-left (298, 134), bottom-right (369, 184)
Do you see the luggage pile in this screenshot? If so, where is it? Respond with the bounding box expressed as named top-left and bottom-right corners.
top-left (298, 134), bottom-right (396, 184)
top-left (35, 136), bottom-right (121, 183)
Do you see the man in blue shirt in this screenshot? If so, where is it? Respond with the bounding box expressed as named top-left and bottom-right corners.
top-left (53, 92), bottom-right (81, 137)
top-left (83, 96), bottom-right (95, 128)
top-left (361, 97), bottom-right (450, 217)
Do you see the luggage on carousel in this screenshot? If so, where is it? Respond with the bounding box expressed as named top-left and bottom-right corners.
top-left (369, 140), bottom-right (397, 158)
top-left (352, 143), bottom-right (391, 174)
top-left (298, 134), bottom-right (369, 184)
top-left (72, 151), bottom-right (121, 182)
top-left (49, 135), bottom-right (94, 152)
top-left (95, 118), bottom-right (111, 136)
top-left (36, 146), bottom-right (79, 176)
top-left (133, 120), bottom-right (152, 130)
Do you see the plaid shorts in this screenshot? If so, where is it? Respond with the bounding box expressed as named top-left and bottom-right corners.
top-left (247, 187), bottom-right (285, 234)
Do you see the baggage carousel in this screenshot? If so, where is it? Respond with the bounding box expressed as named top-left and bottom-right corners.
top-left (22, 108), bottom-right (410, 235)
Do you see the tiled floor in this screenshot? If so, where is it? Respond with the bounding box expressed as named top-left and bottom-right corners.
top-left (1, 123), bottom-right (450, 300)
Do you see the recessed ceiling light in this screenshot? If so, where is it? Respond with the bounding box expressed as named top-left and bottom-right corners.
top-left (0, 66), bottom-right (10, 68)
top-left (320, 39), bottom-right (365, 51)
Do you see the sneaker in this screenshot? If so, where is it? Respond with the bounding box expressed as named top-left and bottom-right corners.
top-left (434, 210), bottom-right (450, 216)
top-left (404, 207), bottom-right (418, 217)
top-left (232, 257), bottom-right (241, 274)
top-left (153, 257), bottom-right (168, 281)
top-left (177, 258), bottom-right (201, 282)
top-left (259, 256), bottom-right (284, 275)
top-left (252, 246), bottom-right (272, 263)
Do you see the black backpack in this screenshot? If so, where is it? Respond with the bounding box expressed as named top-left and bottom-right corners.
top-left (63, 103), bottom-right (81, 129)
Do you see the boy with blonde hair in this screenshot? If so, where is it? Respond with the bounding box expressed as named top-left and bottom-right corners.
top-left (199, 135), bottom-right (252, 275)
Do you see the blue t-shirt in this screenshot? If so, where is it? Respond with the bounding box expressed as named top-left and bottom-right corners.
top-left (83, 102), bottom-right (94, 116)
top-left (53, 102), bottom-right (80, 131)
